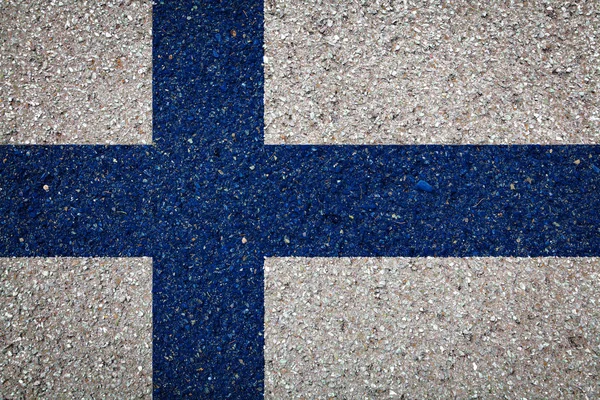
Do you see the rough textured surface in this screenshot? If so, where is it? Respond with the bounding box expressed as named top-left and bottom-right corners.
top-left (1, 0), bottom-right (599, 398)
top-left (0, 257), bottom-right (152, 398)
top-left (0, 0), bottom-right (152, 144)
top-left (265, 1), bottom-right (600, 144)
top-left (0, 2), bottom-right (153, 396)
top-left (265, 257), bottom-right (600, 399)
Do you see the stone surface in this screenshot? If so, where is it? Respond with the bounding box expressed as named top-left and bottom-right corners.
top-left (265, 257), bottom-right (600, 399)
top-left (0, 0), bottom-right (152, 144)
top-left (0, 257), bottom-right (152, 399)
top-left (265, 1), bottom-right (600, 144)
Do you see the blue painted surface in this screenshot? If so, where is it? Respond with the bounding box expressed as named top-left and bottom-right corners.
top-left (0, 0), bottom-right (599, 398)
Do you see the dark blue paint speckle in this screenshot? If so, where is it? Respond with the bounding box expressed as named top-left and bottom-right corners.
top-left (416, 180), bottom-right (434, 193)
top-left (0, 1), bottom-right (599, 399)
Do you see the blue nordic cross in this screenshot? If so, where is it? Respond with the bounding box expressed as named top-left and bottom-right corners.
top-left (1, 1), bottom-right (599, 398)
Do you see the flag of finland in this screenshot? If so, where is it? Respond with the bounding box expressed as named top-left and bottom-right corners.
top-left (1, 1), bottom-right (599, 398)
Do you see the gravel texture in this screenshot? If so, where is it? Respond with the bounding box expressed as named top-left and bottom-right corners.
top-left (265, 1), bottom-right (600, 144)
top-left (0, 257), bottom-right (152, 399)
top-left (2, 1), bottom-right (599, 398)
top-left (0, 0), bottom-right (152, 399)
top-left (0, 0), bottom-right (152, 144)
top-left (1, 2), bottom-right (153, 397)
top-left (265, 257), bottom-right (600, 399)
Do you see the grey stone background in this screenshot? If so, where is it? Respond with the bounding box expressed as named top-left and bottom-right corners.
top-left (0, 257), bottom-right (152, 399)
top-left (265, 0), bottom-right (599, 144)
top-left (0, 0), bottom-right (152, 144)
top-left (265, 257), bottom-right (600, 399)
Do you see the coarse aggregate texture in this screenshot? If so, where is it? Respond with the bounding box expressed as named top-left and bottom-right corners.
top-left (0, 0), bottom-right (599, 398)
top-left (0, 0), bottom-right (152, 144)
top-left (0, 257), bottom-right (152, 399)
top-left (265, 257), bottom-right (600, 399)
top-left (265, 0), bottom-right (600, 144)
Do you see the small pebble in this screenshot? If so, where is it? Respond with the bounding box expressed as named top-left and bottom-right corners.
top-left (415, 180), bottom-right (433, 193)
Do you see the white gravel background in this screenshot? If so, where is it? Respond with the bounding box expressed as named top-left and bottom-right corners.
top-left (265, 257), bottom-right (600, 399)
top-left (0, 257), bottom-right (152, 399)
top-left (0, 0), bottom-right (152, 144)
top-left (265, 0), bottom-right (600, 144)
